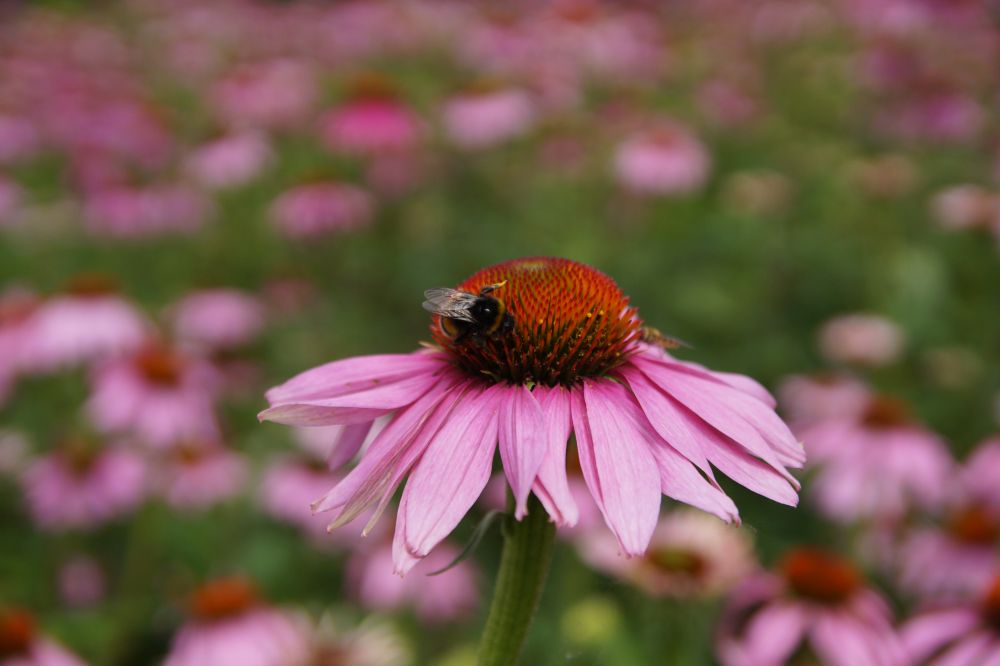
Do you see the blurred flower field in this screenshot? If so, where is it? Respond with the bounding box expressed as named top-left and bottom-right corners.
top-left (1, 0), bottom-right (1000, 664)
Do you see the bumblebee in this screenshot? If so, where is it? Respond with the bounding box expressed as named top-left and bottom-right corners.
top-left (422, 282), bottom-right (514, 344)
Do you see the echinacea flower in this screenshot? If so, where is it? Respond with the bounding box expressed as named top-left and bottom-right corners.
top-left (261, 257), bottom-right (803, 574)
top-left (184, 132), bottom-right (272, 190)
top-left (318, 75), bottom-right (424, 156)
top-left (902, 574), bottom-right (1000, 665)
top-left (163, 578), bottom-right (311, 666)
top-left (21, 436), bottom-right (146, 531)
top-left (817, 313), bottom-right (905, 367)
top-left (716, 548), bottom-right (906, 666)
top-left (157, 440), bottom-right (247, 511)
top-left (346, 539), bottom-right (479, 624)
top-left (169, 289), bottom-right (265, 351)
top-left (800, 395), bottom-right (953, 523)
top-left (441, 86), bottom-right (536, 150)
top-left (612, 122), bottom-right (711, 197)
top-left (87, 343), bottom-right (221, 448)
top-left (580, 508), bottom-right (755, 599)
top-left (0, 607), bottom-right (86, 666)
top-left (776, 372), bottom-right (871, 430)
top-left (268, 182), bottom-right (374, 239)
top-left (18, 274), bottom-right (148, 373)
top-left (260, 454), bottom-right (352, 545)
top-left (302, 615), bottom-right (410, 666)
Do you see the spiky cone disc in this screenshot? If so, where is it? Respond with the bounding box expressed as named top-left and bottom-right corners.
top-left (430, 257), bottom-right (642, 386)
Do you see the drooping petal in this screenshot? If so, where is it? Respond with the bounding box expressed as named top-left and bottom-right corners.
top-left (265, 351), bottom-right (447, 403)
top-left (259, 371), bottom-right (442, 426)
top-left (646, 440), bottom-right (740, 523)
top-left (312, 374), bottom-right (464, 521)
top-left (572, 380), bottom-right (660, 556)
top-left (326, 421), bottom-right (372, 471)
top-left (497, 384), bottom-right (546, 519)
top-left (739, 602), bottom-right (806, 665)
top-left (394, 385), bottom-right (501, 573)
top-left (900, 609), bottom-right (979, 663)
top-left (531, 385), bottom-right (578, 527)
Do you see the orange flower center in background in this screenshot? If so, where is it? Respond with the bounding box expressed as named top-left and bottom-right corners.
top-left (646, 547), bottom-right (708, 578)
top-left (860, 396), bottom-right (910, 429)
top-left (430, 257), bottom-right (642, 386)
top-left (59, 434), bottom-right (99, 475)
top-left (64, 272), bottom-right (117, 297)
top-left (347, 71), bottom-right (397, 101)
top-left (0, 609), bottom-right (35, 658)
top-left (0, 293), bottom-right (38, 326)
top-left (189, 578), bottom-right (258, 621)
top-left (135, 346), bottom-right (184, 386)
top-left (982, 576), bottom-right (1000, 632)
top-left (948, 505), bottom-right (1000, 546)
top-left (779, 548), bottom-right (861, 605)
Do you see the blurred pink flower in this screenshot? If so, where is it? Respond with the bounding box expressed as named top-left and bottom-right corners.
top-left (259, 456), bottom-right (353, 545)
top-left (817, 313), bottom-right (905, 367)
top-left (58, 555), bottom-right (106, 609)
top-left (319, 86), bottom-right (424, 155)
top-left (347, 540), bottom-right (479, 624)
top-left (87, 344), bottom-right (221, 448)
top-left (261, 258), bottom-right (802, 574)
top-left (580, 508), bottom-right (755, 599)
top-left (184, 133), bottom-right (272, 190)
top-left (210, 59), bottom-right (317, 130)
top-left (960, 437), bottom-right (1000, 509)
top-left (0, 114), bottom-right (40, 165)
top-left (901, 575), bottom-right (1000, 665)
top-left (801, 395), bottom-right (953, 523)
top-left (613, 123), bottom-right (711, 197)
top-left (0, 290), bottom-right (39, 404)
top-left (874, 89), bottom-right (985, 144)
top-left (696, 79), bottom-right (760, 128)
top-left (930, 184), bottom-right (998, 231)
top-left (22, 439), bottom-right (146, 531)
top-left (18, 276), bottom-right (148, 373)
top-left (717, 548), bottom-right (906, 666)
top-left (776, 372), bottom-right (871, 429)
top-left (898, 504), bottom-right (1000, 602)
top-left (83, 184), bottom-right (213, 238)
top-left (269, 182), bottom-right (374, 239)
top-left (170, 289), bottom-right (265, 351)
top-left (158, 441), bottom-right (247, 511)
top-left (163, 578), bottom-right (311, 666)
top-left (302, 615), bottom-right (409, 666)
top-left (0, 608), bottom-right (86, 666)
top-left (441, 88), bottom-right (535, 149)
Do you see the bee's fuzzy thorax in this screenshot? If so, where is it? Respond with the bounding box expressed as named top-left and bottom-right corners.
top-left (431, 257), bottom-right (643, 386)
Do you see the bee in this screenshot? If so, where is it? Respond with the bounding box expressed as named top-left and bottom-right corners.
top-left (422, 281), bottom-right (514, 344)
top-left (641, 326), bottom-right (691, 351)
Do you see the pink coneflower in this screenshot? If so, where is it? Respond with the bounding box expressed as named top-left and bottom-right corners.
top-left (818, 313), bottom-right (905, 367)
top-left (184, 132), bottom-right (272, 190)
top-left (0, 114), bottom-right (40, 165)
top-left (22, 436), bottom-right (146, 531)
top-left (259, 456), bottom-right (354, 545)
top-left (58, 555), bottom-right (105, 609)
top-left (613, 122), bottom-right (711, 197)
top-left (83, 184), bottom-right (212, 238)
top-left (318, 75), bottom-right (424, 156)
top-left (18, 275), bottom-right (148, 373)
top-left (210, 59), bottom-right (317, 131)
top-left (800, 395), bottom-right (953, 523)
top-left (441, 87), bottom-right (535, 150)
top-left (930, 185), bottom-right (998, 231)
top-left (0, 290), bottom-right (39, 403)
top-left (157, 440), bottom-right (247, 511)
top-left (960, 437), bottom-right (1000, 508)
top-left (269, 182), bottom-right (374, 239)
top-left (302, 615), bottom-right (409, 666)
top-left (717, 548), bottom-right (906, 666)
top-left (776, 372), bottom-right (871, 429)
top-left (169, 289), bottom-right (265, 351)
top-left (163, 578), bottom-right (311, 666)
top-left (0, 608), bottom-right (86, 666)
top-left (902, 574), bottom-right (1000, 665)
top-left (899, 503), bottom-right (1000, 602)
top-left (347, 539), bottom-right (479, 624)
top-left (261, 257), bottom-right (802, 574)
top-left (87, 343), bottom-right (221, 448)
top-left (580, 508), bottom-right (755, 599)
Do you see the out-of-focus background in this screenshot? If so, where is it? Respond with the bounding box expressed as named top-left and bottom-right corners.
top-left (1, 1), bottom-right (999, 664)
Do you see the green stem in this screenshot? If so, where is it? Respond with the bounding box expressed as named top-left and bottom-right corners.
top-left (478, 495), bottom-right (557, 666)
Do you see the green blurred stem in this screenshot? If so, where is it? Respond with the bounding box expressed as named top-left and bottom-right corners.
top-left (478, 495), bottom-right (556, 666)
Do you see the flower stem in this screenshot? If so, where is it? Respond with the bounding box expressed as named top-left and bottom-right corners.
top-left (478, 495), bottom-right (557, 666)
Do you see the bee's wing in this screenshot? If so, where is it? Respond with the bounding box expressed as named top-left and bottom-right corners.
top-left (422, 288), bottom-right (479, 323)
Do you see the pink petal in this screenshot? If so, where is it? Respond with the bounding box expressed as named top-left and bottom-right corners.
top-left (497, 385), bottom-right (546, 519)
top-left (312, 375), bottom-right (463, 520)
top-left (394, 384), bottom-right (501, 573)
top-left (265, 351), bottom-right (446, 403)
top-left (901, 609), bottom-right (980, 662)
top-left (646, 440), bottom-right (740, 523)
top-left (740, 602), bottom-right (806, 664)
top-left (530, 386), bottom-right (578, 527)
top-left (259, 371), bottom-right (441, 426)
top-left (932, 633), bottom-right (994, 666)
top-left (572, 380), bottom-right (661, 556)
top-left (327, 421), bottom-right (372, 470)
